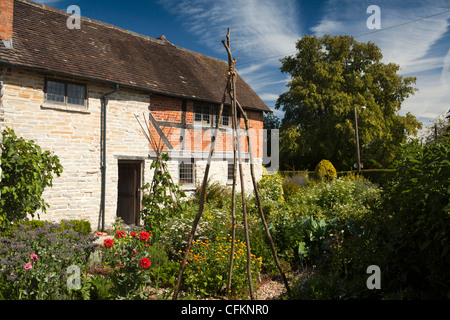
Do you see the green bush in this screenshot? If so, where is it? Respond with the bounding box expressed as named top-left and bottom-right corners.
top-left (60, 220), bottom-right (92, 235)
top-left (284, 177), bottom-right (381, 223)
top-left (381, 137), bottom-right (450, 298)
top-left (314, 160), bottom-right (337, 181)
top-left (194, 179), bottom-right (230, 207)
top-left (1, 219), bottom-right (92, 238)
top-left (0, 128), bottom-right (63, 228)
top-left (256, 173), bottom-right (285, 222)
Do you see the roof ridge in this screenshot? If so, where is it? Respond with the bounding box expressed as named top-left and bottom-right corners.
top-left (20, 0), bottom-right (226, 64)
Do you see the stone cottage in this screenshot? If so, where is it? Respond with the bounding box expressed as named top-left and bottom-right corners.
top-left (0, 0), bottom-right (270, 229)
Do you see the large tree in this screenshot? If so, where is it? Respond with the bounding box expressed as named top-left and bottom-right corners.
top-left (276, 34), bottom-right (422, 170)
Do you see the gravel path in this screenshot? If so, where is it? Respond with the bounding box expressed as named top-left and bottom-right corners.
top-left (256, 276), bottom-right (289, 300)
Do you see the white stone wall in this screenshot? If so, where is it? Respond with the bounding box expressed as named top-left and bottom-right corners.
top-left (0, 66), bottom-right (263, 229)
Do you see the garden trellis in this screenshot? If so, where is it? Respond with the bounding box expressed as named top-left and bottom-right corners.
top-left (173, 29), bottom-right (290, 299)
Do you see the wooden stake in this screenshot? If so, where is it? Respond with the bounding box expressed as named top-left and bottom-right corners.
top-left (235, 100), bottom-right (291, 295)
top-left (226, 84), bottom-right (237, 293)
top-left (172, 79), bottom-right (229, 300)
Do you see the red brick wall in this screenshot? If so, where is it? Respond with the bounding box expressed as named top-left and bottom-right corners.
top-left (149, 94), bottom-right (264, 158)
top-left (0, 0), bottom-right (13, 42)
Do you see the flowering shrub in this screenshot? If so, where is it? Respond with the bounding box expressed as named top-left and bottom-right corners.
top-left (100, 230), bottom-right (153, 299)
top-left (182, 236), bottom-right (262, 297)
top-left (0, 221), bottom-right (97, 299)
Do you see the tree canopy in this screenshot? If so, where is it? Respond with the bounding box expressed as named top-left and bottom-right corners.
top-left (275, 34), bottom-right (422, 170)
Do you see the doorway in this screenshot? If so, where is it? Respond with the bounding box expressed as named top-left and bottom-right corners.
top-left (117, 161), bottom-right (142, 225)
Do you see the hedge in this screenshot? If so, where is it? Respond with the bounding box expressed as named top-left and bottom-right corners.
top-left (277, 169), bottom-right (396, 187)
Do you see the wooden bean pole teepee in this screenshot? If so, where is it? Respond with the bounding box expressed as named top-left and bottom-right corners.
top-left (173, 28), bottom-right (290, 300)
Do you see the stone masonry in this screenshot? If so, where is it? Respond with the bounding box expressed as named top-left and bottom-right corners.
top-left (0, 65), bottom-right (263, 229)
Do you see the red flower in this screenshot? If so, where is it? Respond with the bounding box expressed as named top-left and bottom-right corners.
top-left (139, 232), bottom-right (150, 242)
top-left (133, 249), bottom-right (137, 254)
top-left (130, 232), bottom-right (137, 237)
top-left (103, 238), bottom-right (114, 248)
top-left (116, 230), bottom-right (126, 239)
top-left (139, 257), bottom-right (151, 269)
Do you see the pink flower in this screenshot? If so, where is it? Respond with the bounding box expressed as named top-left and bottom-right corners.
top-left (30, 254), bottom-right (38, 262)
top-left (23, 263), bottom-right (32, 270)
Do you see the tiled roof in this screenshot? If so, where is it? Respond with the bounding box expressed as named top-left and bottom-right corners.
top-left (0, 0), bottom-right (270, 112)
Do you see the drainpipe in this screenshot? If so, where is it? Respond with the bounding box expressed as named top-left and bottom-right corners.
top-left (100, 84), bottom-right (119, 232)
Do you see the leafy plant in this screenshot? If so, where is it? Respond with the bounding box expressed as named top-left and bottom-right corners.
top-left (140, 153), bottom-right (186, 240)
top-left (182, 236), bottom-right (262, 297)
top-left (381, 137), bottom-right (450, 298)
top-left (0, 128), bottom-right (63, 228)
top-left (100, 229), bottom-right (154, 299)
top-left (193, 179), bottom-right (229, 207)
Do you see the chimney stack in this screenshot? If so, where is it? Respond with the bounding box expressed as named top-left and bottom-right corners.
top-left (0, 0), bottom-right (14, 48)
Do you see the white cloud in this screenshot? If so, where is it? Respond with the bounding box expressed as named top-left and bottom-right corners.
top-left (159, 0), bottom-right (302, 97)
top-left (160, 0), bottom-right (301, 60)
top-left (258, 93), bottom-right (280, 101)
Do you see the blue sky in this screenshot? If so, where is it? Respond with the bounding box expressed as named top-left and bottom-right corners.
top-left (33, 0), bottom-right (450, 130)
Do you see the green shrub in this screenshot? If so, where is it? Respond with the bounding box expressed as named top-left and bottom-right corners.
top-left (282, 178), bottom-right (302, 199)
top-left (60, 220), bottom-right (92, 235)
top-left (381, 137), bottom-right (450, 298)
top-left (0, 128), bottom-right (63, 228)
top-left (257, 173), bottom-right (285, 203)
top-left (1, 219), bottom-right (92, 238)
top-left (193, 179), bottom-right (229, 208)
top-left (314, 160), bottom-right (337, 181)
top-left (256, 173), bottom-right (285, 222)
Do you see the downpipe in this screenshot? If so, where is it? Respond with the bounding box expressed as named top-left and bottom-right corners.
top-left (100, 84), bottom-right (119, 232)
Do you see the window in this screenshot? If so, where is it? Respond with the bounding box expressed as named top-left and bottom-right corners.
top-left (221, 107), bottom-right (230, 127)
top-left (194, 104), bottom-right (210, 125)
top-left (195, 103), bottom-right (230, 127)
top-left (179, 161), bottom-right (194, 184)
top-left (227, 163), bottom-right (234, 181)
top-left (45, 79), bottom-right (86, 107)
